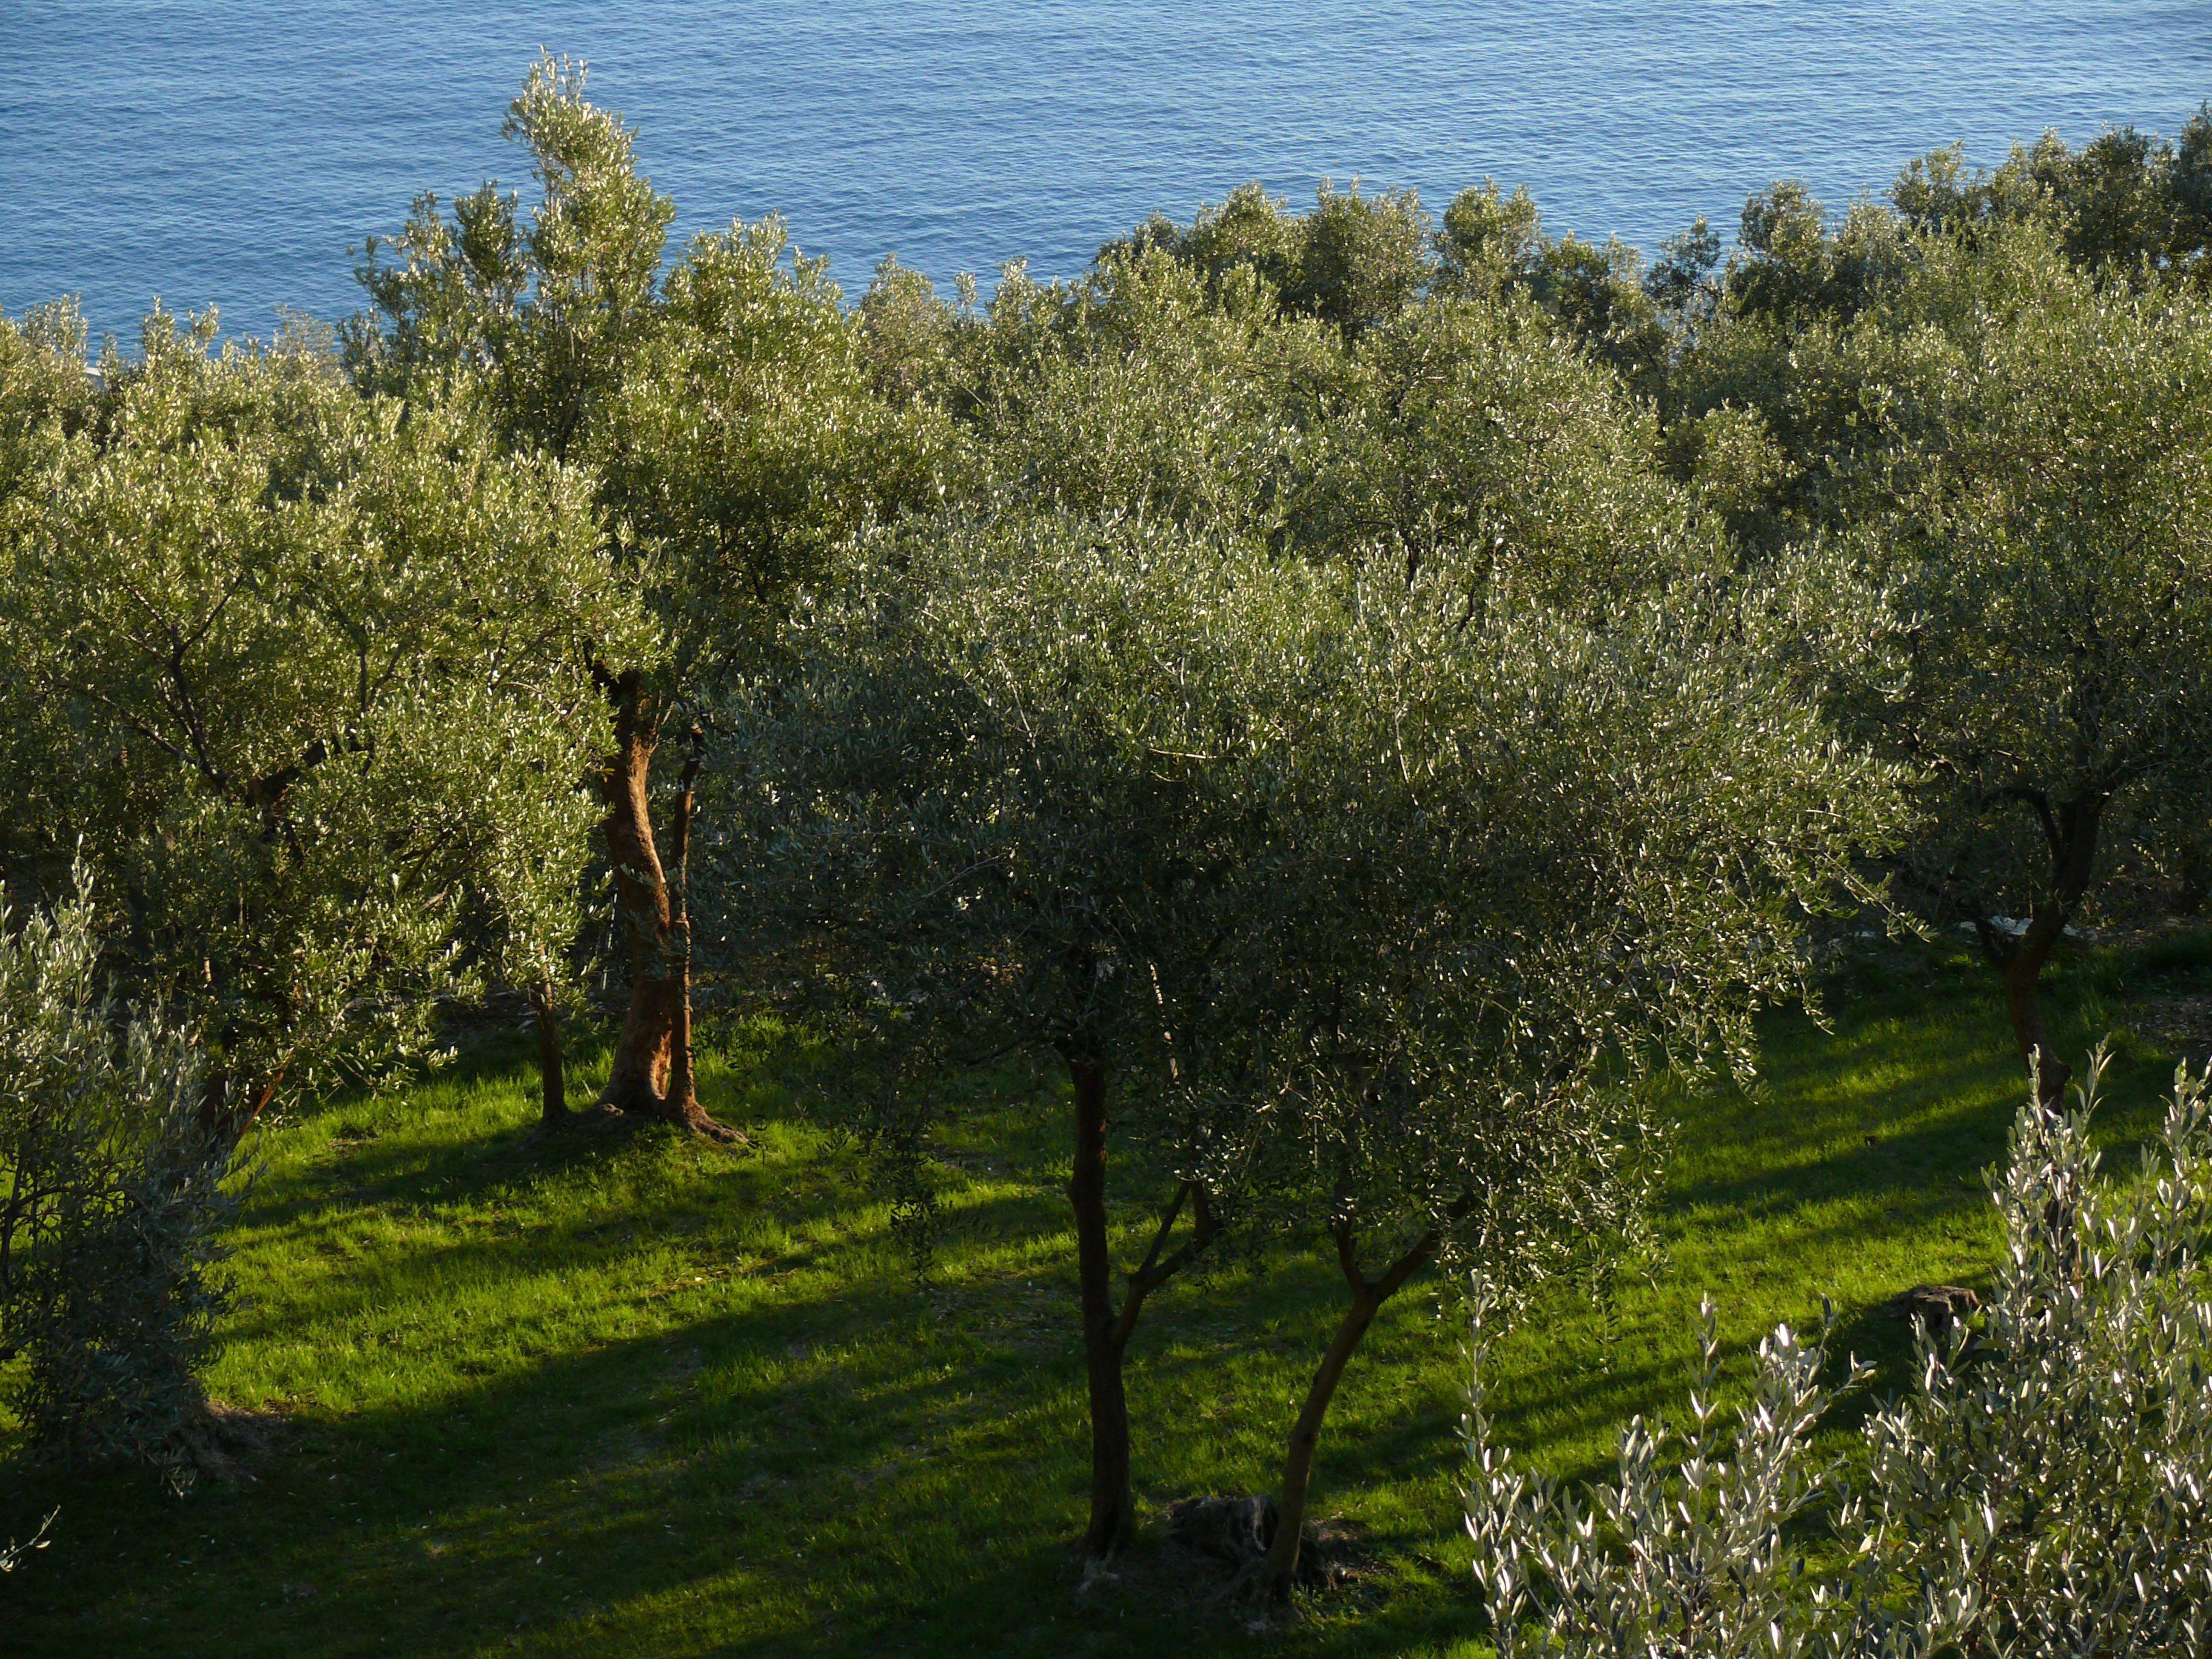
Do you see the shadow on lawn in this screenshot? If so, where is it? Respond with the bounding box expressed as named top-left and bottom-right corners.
top-left (3, 1225), bottom-right (1483, 1658)
top-left (12, 968), bottom-right (2196, 1659)
top-left (5, 1064), bottom-right (1464, 1657)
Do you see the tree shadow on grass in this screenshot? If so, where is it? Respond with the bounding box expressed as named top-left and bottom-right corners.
top-left (2, 1044), bottom-right (1387, 1659)
top-left (19, 970), bottom-right (2189, 1659)
top-left (5, 1204), bottom-right (1496, 1658)
top-left (1, 1205), bottom-right (1122, 1655)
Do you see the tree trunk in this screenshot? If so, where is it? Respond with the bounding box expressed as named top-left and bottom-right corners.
top-left (531, 980), bottom-right (567, 1126)
top-left (663, 725), bottom-right (705, 1124)
top-left (1111, 1181), bottom-right (1217, 1352)
top-left (1257, 1212), bottom-right (1456, 1603)
top-left (1979, 791), bottom-right (2106, 1110)
top-left (1066, 1053), bottom-right (1134, 1563)
top-left (598, 672), bottom-right (677, 1114)
top-left (1262, 1290), bottom-right (1380, 1599)
top-left (2000, 948), bottom-right (2070, 1107)
top-left (196, 1064), bottom-right (287, 1149)
top-left (594, 686), bottom-right (737, 1142)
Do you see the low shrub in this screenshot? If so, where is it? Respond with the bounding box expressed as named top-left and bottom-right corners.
top-left (1467, 1049), bottom-right (2212, 1657)
top-left (0, 877), bottom-right (239, 1490)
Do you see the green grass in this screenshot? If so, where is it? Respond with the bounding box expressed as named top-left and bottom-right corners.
top-left (2, 937), bottom-right (2202, 1657)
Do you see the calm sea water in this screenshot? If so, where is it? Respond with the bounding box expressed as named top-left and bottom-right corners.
top-left (4, 2), bottom-right (2210, 347)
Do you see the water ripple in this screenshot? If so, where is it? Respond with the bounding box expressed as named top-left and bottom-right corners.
top-left (2, 1), bottom-right (2207, 344)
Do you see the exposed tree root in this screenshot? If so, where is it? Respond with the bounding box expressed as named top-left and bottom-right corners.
top-left (525, 1086), bottom-right (749, 1148)
top-left (1161, 1495), bottom-right (1371, 1610)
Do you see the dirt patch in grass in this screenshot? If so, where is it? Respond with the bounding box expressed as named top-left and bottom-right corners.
top-left (183, 1400), bottom-right (292, 1484)
top-left (2123, 991), bottom-right (2212, 1064)
top-left (1073, 1496), bottom-right (1378, 1630)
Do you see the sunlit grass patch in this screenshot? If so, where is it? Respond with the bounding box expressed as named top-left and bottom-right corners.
top-left (2, 937), bottom-right (2200, 1658)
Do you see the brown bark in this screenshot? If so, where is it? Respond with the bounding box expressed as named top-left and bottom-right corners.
top-left (663, 726), bottom-right (704, 1122)
top-left (1110, 1181), bottom-right (1216, 1352)
top-left (1067, 1053), bottom-right (1134, 1561)
top-left (1977, 791), bottom-right (2106, 1109)
top-left (1258, 1204), bottom-right (1464, 1603)
top-left (1059, 1067), bottom-right (1216, 1567)
top-left (530, 980), bottom-right (567, 1126)
top-left (196, 1064), bottom-right (288, 1148)
top-left (598, 672), bottom-right (677, 1114)
top-left (2000, 950), bottom-right (2070, 1107)
top-left (593, 682), bottom-right (739, 1142)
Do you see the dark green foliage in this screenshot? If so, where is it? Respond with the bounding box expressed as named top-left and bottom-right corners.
top-left (1111, 181), bottom-right (1433, 338)
top-left (1284, 288), bottom-right (1706, 598)
top-left (717, 516), bottom-right (1326, 1098)
top-left (1894, 105), bottom-right (2212, 283)
top-left (1732, 223), bottom-right (2212, 1074)
top-left (0, 309), bottom-right (643, 1119)
top-left (0, 879), bottom-right (236, 1490)
top-left (1434, 182), bottom-right (1674, 393)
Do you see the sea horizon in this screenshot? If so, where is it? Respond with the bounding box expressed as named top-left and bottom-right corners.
top-left (4, 1), bottom-right (2210, 347)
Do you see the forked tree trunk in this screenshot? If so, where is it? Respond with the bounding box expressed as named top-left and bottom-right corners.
top-left (1056, 1039), bottom-right (1216, 1566)
top-left (1978, 790), bottom-right (2106, 1110)
top-left (1066, 1053), bottom-right (1134, 1562)
top-left (594, 682), bottom-right (737, 1142)
top-left (531, 980), bottom-right (567, 1126)
top-left (1257, 1203), bottom-right (1467, 1603)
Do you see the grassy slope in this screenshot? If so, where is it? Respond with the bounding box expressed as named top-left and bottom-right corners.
top-left (3, 938), bottom-right (2202, 1658)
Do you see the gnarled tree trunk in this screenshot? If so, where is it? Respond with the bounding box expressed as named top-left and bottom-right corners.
top-left (595, 678), bottom-right (738, 1142)
top-left (598, 672), bottom-right (677, 1112)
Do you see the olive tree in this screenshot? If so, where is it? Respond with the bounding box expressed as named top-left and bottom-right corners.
top-left (1751, 223), bottom-right (2212, 1099)
top-left (1467, 1051), bottom-right (2212, 1657)
top-left (1432, 181), bottom-right (1683, 395)
top-left (719, 515), bottom-right (1350, 1561)
top-left (1893, 107), bottom-right (2212, 286)
top-left (724, 498), bottom-right (1896, 1579)
top-left (936, 243), bottom-right (1353, 546)
top-left (0, 309), bottom-right (646, 1136)
top-left (346, 53), bottom-right (671, 456)
top-left (1224, 570), bottom-right (1899, 1600)
top-left (0, 873), bottom-right (234, 1488)
top-left (1112, 181), bottom-right (1433, 340)
top-left (1285, 289), bottom-right (1715, 602)
top-left (350, 61), bottom-right (947, 1131)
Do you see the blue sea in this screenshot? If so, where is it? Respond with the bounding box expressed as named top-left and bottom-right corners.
top-left (4, 2), bottom-right (2210, 347)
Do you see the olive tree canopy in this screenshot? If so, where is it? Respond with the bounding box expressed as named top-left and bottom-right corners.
top-left (1748, 223), bottom-right (2212, 1096)
top-left (717, 515), bottom-right (1338, 1560)
top-left (0, 308), bottom-right (648, 1133)
top-left (348, 58), bottom-right (948, 1133)
top-left (1208, 558), bottom-right (1900, 1597)
top-left (720, 498), bottom-right (1900, 1576)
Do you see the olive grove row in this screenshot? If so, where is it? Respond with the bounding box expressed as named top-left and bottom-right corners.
top-left (1, 59), bottom-right (2208, 1603)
